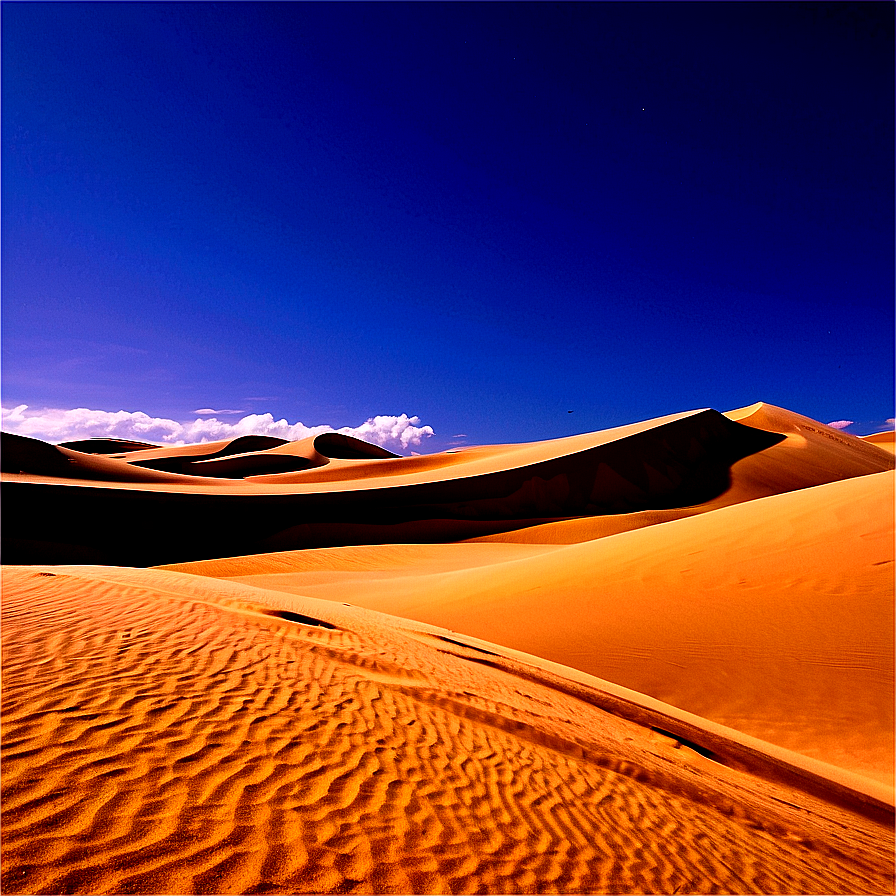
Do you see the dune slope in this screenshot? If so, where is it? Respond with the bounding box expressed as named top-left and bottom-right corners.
top-left (862, 429), bottom-right (896, 455)
top-left (2, 408), bottom-right (791, 565)
top-left (3, 404), bottom-right (891, 565)
top-left (2, 566), bottom-right (892, 895)
top-left (168, 470), bottom-right (895, 787)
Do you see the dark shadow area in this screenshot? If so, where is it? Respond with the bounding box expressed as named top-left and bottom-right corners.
top-left (189, 454), bottom-right (320, 478)
top-left (435, 634), bottom-right (501, 656)
top-left (2, 410), bottom-right (788, 566)
top-left (127, 435), bottom-right (290, 474)
top-left (1, 432), bottom-right (74, 475)
top-left (650, 726), bottom-right (717, 760)
top-left (57, 438), bottom-right (162, 454)
top-left (313, 432), bottom-right (399, 459)
top-left (263, 609), bottom-right (339, 630)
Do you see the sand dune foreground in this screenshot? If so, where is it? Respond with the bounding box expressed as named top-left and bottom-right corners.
top-left (2, 403), bottom-right (894, 894)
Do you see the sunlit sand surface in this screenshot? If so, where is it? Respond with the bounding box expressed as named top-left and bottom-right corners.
top-left (168, 471), bottom-right (894, 786)
top-left (2, 403), bottom-right (893, 893)
top-left (862, 428), bottom-right (896, 455)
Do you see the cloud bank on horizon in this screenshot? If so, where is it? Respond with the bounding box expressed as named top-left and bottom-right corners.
top-left (1, 405), bottom-right (435, 452)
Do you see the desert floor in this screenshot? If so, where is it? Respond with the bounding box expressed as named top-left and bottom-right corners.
top-left (2, 402), bottom-right (893, 894)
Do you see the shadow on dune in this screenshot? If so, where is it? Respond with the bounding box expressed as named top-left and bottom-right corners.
top-left (1, 411), bottom-right (784, 566)
top-left (124, 435), bottom-right (292, 474)
top-left (57, 437), bottom-right (163, 454)
top-left (2, 432), bottom-right (82, 477)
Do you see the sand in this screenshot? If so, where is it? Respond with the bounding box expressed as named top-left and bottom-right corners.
top-left (2, 402), bottom-right (894, 894)
top-left (166, 471), bottom-right (895, 786)
top-left (862, 429), bottom-right (896, 455)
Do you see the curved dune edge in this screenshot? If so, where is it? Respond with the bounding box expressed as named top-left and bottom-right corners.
top-left (468, 401), bottom-right (895, 546)
top-left (862, 429), bottom-right (896, 455)
top-left (4, 403), bottom-right (891, 494)
top-left (57, 437), bottom-right (162, 454)
top-left (0, 407), bottom-right (744, 489)
top-left (2, 564), bottom-right (892, 895)
top-left (4, 403), bottom-right (893, 567)
top-left (166, 471), bottom-right (895, 786)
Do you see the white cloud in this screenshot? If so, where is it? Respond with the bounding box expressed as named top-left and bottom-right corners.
top-left (887, 418), bottom-right (895, 426)
top-left (342, 414), bottom-right (435, 450)
top-left (826, 420), bottom-right (854, 430)
top-left (193, 408), bottom-right (244, 416)
top-left (1, 405), bottom-right (435, 452)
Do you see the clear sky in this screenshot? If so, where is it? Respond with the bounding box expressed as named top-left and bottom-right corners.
top-left (2, 2), bottom-right (893, 452)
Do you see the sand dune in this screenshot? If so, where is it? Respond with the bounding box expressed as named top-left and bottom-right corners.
top-left (2, 566), bottom-right (892, 894)
top-left (862, 429), bottom-right (896, 455)
top-left (2, 403), bottom-right (892, 565)
top-left (166, 470), bottom-right (895, 786)
top-left (2, 402), bottom-right (894, 893)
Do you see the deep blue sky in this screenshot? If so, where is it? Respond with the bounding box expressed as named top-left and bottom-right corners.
top-left (3, 2), bottom-right (893, 450)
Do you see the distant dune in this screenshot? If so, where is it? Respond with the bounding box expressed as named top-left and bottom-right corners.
top-left (2, 403), bottom-right (891, 566)
top-left (862, 428), bottom-right (896, 455)
top-left (2, 403), bottom-right (893, 894)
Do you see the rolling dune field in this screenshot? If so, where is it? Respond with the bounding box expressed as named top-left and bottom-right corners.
top-left (2, 403), bottom-right (893, 894)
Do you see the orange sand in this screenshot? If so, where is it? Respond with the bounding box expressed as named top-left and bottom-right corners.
top-left (862, 429), bottom-right (896, 455)
top-left (175, 471), bottom-right (893, 785)
top-left (2, 402), bottom-right (894, 894)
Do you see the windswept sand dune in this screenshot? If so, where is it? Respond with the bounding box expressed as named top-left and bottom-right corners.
top-left (167, 470), bottom-right (895, 787)
top-left (2, 566), bottom-right (892, 895)
top-left (3, 404), bottom-right (892, 565)
top-left (465, 402), bottom-right (895, 545)
top-left (117, 432), bottom-right (399, 478)
top-left (723, 401), bottom-right (894, 497)
top-left (2, 402), bottom-right (893, 894)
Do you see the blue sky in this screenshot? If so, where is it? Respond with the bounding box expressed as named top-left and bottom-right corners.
top-left (2, 2), bottom-right (893, 451)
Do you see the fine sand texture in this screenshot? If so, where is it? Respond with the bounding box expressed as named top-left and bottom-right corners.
top-left (173, 472), bottom-right (894, 787)
top-left (2, 566), bottom-right (893, 895)
top-left (2, 402), bottom-right (894, 894)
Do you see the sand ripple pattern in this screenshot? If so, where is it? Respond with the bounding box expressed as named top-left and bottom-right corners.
top-left (2, 568), bottom-right (893, 894)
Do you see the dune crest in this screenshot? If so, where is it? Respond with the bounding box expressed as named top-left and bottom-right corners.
top-left (0, 405), bottom-right (861, 565)
top-left (4, 404), bottom-right (891, 566)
